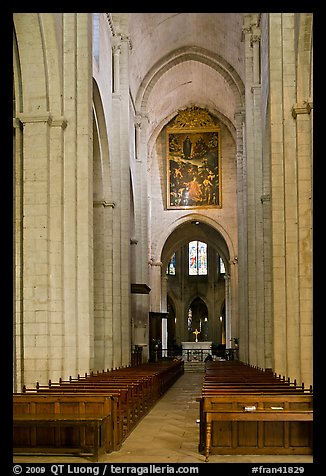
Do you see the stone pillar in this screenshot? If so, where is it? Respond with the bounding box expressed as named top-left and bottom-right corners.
top-left (93, 200), bottom-right (115, 370)
top-left (17, 113), bottom-right (51, 388)
top-left (251, 28), bottom-right (261, 84)
top-left (62, 13), bottom-right (94, 378)
top-left (13, 117), bottom-right (23, 392)
top-left (112, 44), bottom-right (121, 94)
top-left (110, 32), bottom-right (132, 368)
top-left (269, 13), bottom-right (303, 382)
top-left (149, 259), bottom-right (163, 312)
top-left (291, 100), bottom-right (313, 387)
top-left (243, 16), bottom-right (265, 368)
top-left (234, 109), bottom-right (248, 362)
top-left (130, 112), bottom-right (150, 359)
top-left (224, 274), bottom-right (231, 349)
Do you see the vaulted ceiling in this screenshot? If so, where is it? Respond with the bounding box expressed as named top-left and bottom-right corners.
top-left (128, 13), bottom-right (246, 139)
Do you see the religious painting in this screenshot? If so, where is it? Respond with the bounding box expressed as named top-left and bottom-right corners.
top-left (166, 113), bottom-right (221, 209)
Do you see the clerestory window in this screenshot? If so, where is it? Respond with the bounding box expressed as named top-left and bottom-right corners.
top-left (166, 252), bottom-right (176, 275)
top-left (189, 241), bottom-right (207, 275)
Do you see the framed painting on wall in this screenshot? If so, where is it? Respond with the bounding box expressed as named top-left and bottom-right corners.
top-left (166, 126), bottom-right (221, 209)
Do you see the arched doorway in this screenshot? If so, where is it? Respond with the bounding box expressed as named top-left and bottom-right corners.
top-left (187, 297), bottom-right (208, 342)
top-left (161, 218), bottom-right (236, 356)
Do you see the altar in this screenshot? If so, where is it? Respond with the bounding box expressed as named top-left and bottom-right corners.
top-left (181, 341), bottom-right (212, 361)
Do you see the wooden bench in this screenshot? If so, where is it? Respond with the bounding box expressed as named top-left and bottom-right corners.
top-left (13, 414), bottom-right (107, 461)
top-left (24, 385), bottom-right (133, 445)
top-left (199, 394), bottom-right (313, 461)
top-left (13, 394), bottom-right (118, 460)
top-left (20, 359), bottom-right (184, 456)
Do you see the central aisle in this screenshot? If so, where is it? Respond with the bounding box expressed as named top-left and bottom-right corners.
top-left (104, 370), bottom-right (204, 463)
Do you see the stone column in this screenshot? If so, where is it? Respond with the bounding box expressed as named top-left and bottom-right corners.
top-left (234, 109), bottom-right (247, 362)
top-left (109, 24), bottom-right (133, 368)
top-left (17, 113), bottom-right (51, 388)
top-left (112, 44), bottom-right (121, 94)
top-left (269, 13), bottom-right (300, 382)
top-left (243, 16), bottom-right (264, 367)
top-left (133, 113), bottom-right (150, 342)
top-left (291, 100), bottom-right (313, 387)
top-left (224, 274), bottom-right (231, 349)
top-left (149, 259), bottom-right (163, 312)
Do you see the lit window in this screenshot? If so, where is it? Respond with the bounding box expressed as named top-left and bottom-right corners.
top-left (220, 257), bottom-right (225, 274)
top-left (166, 252), bottom-right (176, 275)
top-left (189, 241), bottom-right (207, 275)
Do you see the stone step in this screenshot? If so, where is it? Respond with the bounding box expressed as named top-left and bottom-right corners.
top-left (183, 361), bottom-right (205, 372)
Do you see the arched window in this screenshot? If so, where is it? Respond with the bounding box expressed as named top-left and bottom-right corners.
top-left (189, 241), bottom-right (207, 275)
top-left (219, 257), bottom-right (225, 274)
top-left (166, 252), bottom-right (176, 275)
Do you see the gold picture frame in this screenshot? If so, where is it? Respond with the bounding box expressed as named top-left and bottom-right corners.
top-left (166, 125), bottom-right (221, 209)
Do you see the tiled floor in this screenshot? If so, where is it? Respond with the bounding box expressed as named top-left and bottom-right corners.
top-left (13, 371), bottom-right (313, 465)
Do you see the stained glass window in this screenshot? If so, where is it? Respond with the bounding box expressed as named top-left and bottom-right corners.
top-left (189, 241), bottom-right (207, 275)
top-left (166, 252), bottom-right (176, 275)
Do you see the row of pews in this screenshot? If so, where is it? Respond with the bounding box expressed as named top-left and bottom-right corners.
top-left (13, 360), bottom-right (184, 461)
top-left (198, 361), bottom-right (313, 462)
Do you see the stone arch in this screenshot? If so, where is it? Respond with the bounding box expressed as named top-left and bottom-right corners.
top-left (13, 13), bottom-right (62, 116)
top-left (135, 45), bottom-right (245, 115)
top-left (186, 296), bottom-right (209, 342)
top-left (92, 78), bottom-right (113, 203)
top-left (147, 108), bottom-right (236, 161)
top-left (161, 218), bottom-right (237, 347)
top-left (158, 215), bottom-right (234, 269)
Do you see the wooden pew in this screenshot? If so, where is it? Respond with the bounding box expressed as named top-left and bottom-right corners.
top-left (24, 386), bottom-right (127, 446)
top-left (19, 359), bottom-right (184, 457)
top-left (13, 393), bottom-right (118, 460)
top-left (198, 361), bottom-right (313, 461)
top-left (198, 394), bottom-right (313, 461)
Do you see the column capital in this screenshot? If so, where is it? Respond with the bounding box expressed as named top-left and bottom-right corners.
top-left (149, 259), bottom-right (162, 267)
top-left (93, 200), bottom-right (116, 208)
top-left (112, 43), bottom-right (121, 54)
top-left (112, 34), bottom-right (132, 51)
top-left (135, 112), bottom-right (149, 126)
top-left (250, 25), bottom-right (261, 46)
top-left (291, 100), bottom-right (313, 118)
top-left (17, 112), bottom-right (67, 129)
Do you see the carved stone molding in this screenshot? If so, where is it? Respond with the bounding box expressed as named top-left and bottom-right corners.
top-left (13, 117), bottom-right (22, 129)
top-left (93, 200), bottom-right (116, 208)
top-left (292, 101), bottom-right (313, 119)
top-left (168, 106), bottom-right (217, 129)
top-left (17, 112), bottom-right (67, 129)
top-left (149, 258), bottom-right (162, 267)
top-left (18, 112), bottom-right (52, 125)
top-left (251, 84), bottom-right (261, 93)
top-left (51, 117), bottom-right (68, 129)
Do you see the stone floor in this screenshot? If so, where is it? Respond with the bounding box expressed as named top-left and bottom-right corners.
top-left (13, 371), bottom-right (313, 465)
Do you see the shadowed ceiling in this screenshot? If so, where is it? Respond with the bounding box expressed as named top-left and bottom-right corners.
top-left (128, 13), bottom-right (246, 137)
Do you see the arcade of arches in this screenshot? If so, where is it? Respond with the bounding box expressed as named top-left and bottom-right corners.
top-left (13, 13), bottom-right (313, 392)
